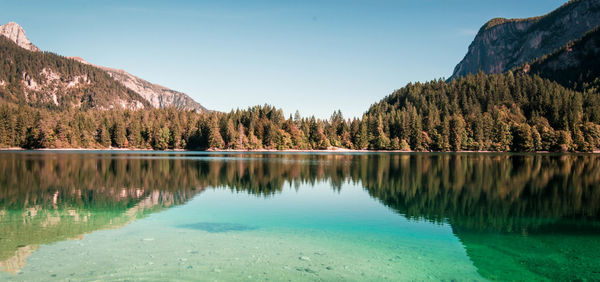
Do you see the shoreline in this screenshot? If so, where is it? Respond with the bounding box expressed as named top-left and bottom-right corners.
top-left (1, 147), bottom-right (599, 154)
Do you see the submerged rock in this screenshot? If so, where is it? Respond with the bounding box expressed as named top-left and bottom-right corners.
top-left (176, 222), bottom-right (257, 233)
top-left (296, 267), bottom-right (317, 274)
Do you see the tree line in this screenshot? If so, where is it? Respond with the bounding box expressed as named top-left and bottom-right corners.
top-left (1, 72), bottom-right (600, 152)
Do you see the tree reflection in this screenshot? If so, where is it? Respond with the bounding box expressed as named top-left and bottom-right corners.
top-left (1, 153), bottom-right (599, 227)
top-left (0, 152), bottom-right (599, 277)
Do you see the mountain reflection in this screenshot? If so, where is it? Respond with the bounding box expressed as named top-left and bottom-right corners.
top-left (0, 152), bottom-right (599, 278)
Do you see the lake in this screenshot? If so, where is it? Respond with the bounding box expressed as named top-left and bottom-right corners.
top-left (0, 151), bottom-right (599, 281)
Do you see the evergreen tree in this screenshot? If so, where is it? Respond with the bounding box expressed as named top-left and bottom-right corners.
top-left (449, 115), bottom-right (466, 151)
top-left (111, 119), bottom-right (128, 148)
top-left (511, 123), bottom-right (534, 152)
top-left (207, 115), bottom-right (225, 149)
top-left (224, 119), bottom-right (237, 149)
top-left (154, 126), bottom-right (171, 150)
top-left (236, 123), bottom-right (249, 149)
top-left (127, 118), bottom-right (142, 148)
top-left (97, 120), bottom-right (111, 148)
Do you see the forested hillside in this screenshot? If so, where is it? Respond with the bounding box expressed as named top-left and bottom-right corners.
top-left (0, 36), bottom-right (149, 110)
top-left (0, 21), bottom-right (207, 112)
top-left (1, 72), bottom-right (599, 152)
top-left (368, 72), bottom-right (600, 152)
top-left (521, 27), bottom-right (600, 92)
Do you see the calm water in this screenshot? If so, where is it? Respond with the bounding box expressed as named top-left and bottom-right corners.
top-left (0, 152), bottom-right (599, 281)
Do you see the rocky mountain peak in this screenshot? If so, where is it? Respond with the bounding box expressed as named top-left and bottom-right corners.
top-left (0, 21), bottom-right (207, 112)
top-left (450, 0), bottom-right (600, 80)
top-left (0, 22), bottom-right (40, 52)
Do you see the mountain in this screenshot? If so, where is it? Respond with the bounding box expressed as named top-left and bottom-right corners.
top-left (0, 35), bottom-right (150, 110)
top-left (101, 67), bottom-right (206, 112)
top-left (451, 0), bottom-right (600, 80)
top-left (0, 22), bottom-right (206, 112)
top-left (69, 57), bottom-right (206, 112)
top-left (520, 26), bottom-right (600, 91)
top-left (0, 22), bottom-right (39, 52)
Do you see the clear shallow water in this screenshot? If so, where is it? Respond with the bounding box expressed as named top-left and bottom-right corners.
top-left (0, 152), bottom-right (599, 281)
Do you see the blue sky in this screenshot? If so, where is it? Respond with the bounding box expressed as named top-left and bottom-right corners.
top-left (1, 0), bottom-right (565, 118)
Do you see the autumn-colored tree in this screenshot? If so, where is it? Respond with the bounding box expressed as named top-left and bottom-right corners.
top-left (207, 115), bottom-right (225, 149)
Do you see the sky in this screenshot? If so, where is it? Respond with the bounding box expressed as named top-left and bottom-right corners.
top-left (1, 0), bottom-right (566, 118)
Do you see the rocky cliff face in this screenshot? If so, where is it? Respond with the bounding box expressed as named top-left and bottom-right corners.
top-left (103, 68), bottom-right (207, 112)
top-left (0, 22), bottom-right (206, 112)
top-left (0, 22), bottom-right (40, 52)
top-left (451, 0), bottom-right (600, 79)
top-left (522, 27), bottom-right (600, 90)
top-left (69, 57), bottom-right (207, 112)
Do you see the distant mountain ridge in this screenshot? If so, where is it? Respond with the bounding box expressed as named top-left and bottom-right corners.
top-left (0, 22), bottom-right (206, 112)
top-left (451, 0), bottom-right (600, 79)
top-left (0, 35), bottom-right (150, 110)
top-left (69, 57), bottom-right (206, 112)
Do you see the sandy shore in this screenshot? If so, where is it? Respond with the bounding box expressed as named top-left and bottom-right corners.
top-left (0, 147), bottom-right (391, 153)
top-left (1, 147), bottom-right (599, 153)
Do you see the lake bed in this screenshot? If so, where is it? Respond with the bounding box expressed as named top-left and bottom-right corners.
top-left (0, 151), bottom-right (598, 280)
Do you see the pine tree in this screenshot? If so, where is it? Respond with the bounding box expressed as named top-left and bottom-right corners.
top-left (170, 122), bottom-right (182, 149)
top-left (127, 118), bottom-right (142, 148)
top-left (400, 139), bottom-right (411, 151)
top-left (224, 119), bottom-right (237, 149)
top-left (449, 115), bottom-right (466, 151)
top-left (371, 115), bottom-right (390, 150)
top-left (236, 123), bottom-right (249, 149)
top-left (97, 120), bottom-right (111, 148)
top-left (351, 118), bottom-right (369, 150)
top-left (207, 115), bottom-right (225, 149)
top-left (531, 126), bottom-right (542, 151)
top-left (555, 130), bottom-right (572, 152)
top-left (111, 119), bottom-right (128, 148)
top-left (154, 126), bottom-right (170, 150)
top-left (511, 123), bottom-right (534, 152)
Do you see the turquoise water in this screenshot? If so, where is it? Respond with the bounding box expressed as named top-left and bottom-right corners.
top-left (0, 152), bottom-right (599, 280)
